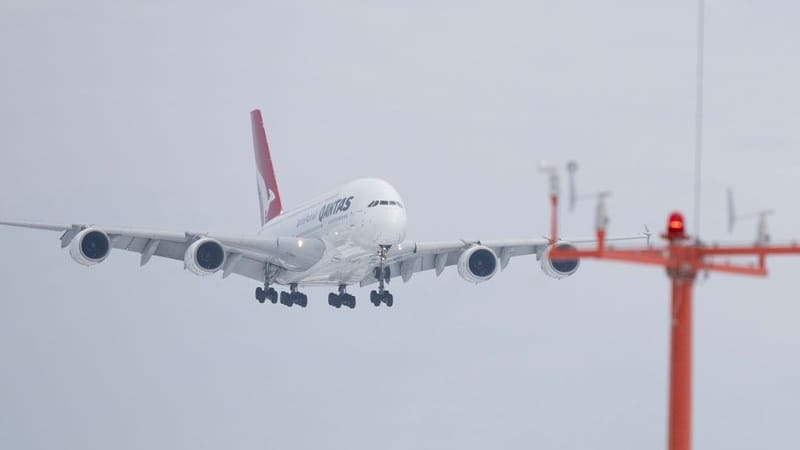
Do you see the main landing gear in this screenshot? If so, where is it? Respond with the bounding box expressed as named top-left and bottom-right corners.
top-left (328, 284), bottom-right (356, 309)
top-left (370, 245), bottom-right (394, 307)
top-left (256, 280), bottom-right (307, 308)
top-left (255, 286), bottom-right (278, 304)
top-left (256, 264), bottom-right (281, 305)
top-left (255, 284), bottom-right (307, 307)
top-left (278, 283), bottom-right (308, 308)
top-left (370, 289), bottom-right (393, 307)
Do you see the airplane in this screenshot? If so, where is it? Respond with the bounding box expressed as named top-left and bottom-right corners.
top-left (0, 109), bottom-right (639, 309)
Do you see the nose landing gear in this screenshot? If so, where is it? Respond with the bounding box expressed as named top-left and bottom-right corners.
top-left (371, 245), bottom-right (394, 307)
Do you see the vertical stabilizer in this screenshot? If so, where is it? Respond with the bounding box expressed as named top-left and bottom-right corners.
top-left (251, 109), bottom-right (283, 225)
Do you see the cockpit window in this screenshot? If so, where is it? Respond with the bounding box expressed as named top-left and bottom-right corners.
top-left (368, 200), bottom-right (404, 208)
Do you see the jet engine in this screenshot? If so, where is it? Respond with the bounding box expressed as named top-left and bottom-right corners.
top-left (457, 245), bottom-right (499, 284)
top-left (541, 242), bottom-right (580, 279)
top-left (69, 228), bottom-right (111, 266)
top-left (184, 238), bottom-right (226, 276)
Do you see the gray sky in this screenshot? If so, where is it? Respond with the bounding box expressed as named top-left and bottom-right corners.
top-left (1, 1), bottom-right (798, 449)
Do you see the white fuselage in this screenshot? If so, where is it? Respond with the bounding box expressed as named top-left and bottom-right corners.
top-left (259, 178), bottom-right (407, 285)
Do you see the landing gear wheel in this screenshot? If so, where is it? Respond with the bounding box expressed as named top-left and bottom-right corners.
top-left (255, 287), bottom-right (266, 303)
top-left (341, 294), bottom-right (356, 309)
top-left (295, 293), bottom-right (308, 308)
top-left (370, 290), bottom-right (393, 307)
top-left (279, 291), bottom-right (293, 307)
top-left (328, 285), bottom-right (354, 309)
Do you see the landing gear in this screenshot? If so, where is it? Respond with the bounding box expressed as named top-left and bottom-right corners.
top-left (328, 285), bottom-right (356, 309)
top-left (370, 289), bottom-right (394, 307)
top-left (372, 266), bottom-right (391, 284)
top-left (371, 245), bottom-right (394, 307)
top-left (257, 264), bottom-right (280, 304)
top-left (255, 286), bottom-right (278, 304)
top-left (279, 283), bottom-right (308, 308)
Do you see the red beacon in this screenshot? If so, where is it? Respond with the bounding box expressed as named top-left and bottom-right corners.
top-left (664, 212), bottom-right (688, 241)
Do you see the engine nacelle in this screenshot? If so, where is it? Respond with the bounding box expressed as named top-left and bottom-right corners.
top-left (457, 245), bottom-right (499, 284)
top-left (184, 238), bottom-right (226, 276)
top-left (541, 242), bottom-right (580, 279)
top-left (69, 228), bottom-right (111, 266)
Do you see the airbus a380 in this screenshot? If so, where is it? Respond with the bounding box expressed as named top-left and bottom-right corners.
top-left (0, 110), bottom-right (632, 309)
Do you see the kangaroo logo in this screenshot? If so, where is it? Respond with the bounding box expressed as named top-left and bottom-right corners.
top-left (257, 173), bottom-right (275, 223)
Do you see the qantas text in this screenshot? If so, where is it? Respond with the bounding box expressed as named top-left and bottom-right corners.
top-left (318, 196), bottom-right (354, 222)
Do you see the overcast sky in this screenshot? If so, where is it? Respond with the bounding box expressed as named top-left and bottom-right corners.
top-left (1, 1), bottom-right (798, 449)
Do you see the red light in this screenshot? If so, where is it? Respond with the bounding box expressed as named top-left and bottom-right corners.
top-left (665, 212), bottom-right (687, 240)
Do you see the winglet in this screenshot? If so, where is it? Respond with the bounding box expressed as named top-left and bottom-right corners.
top-left (251, 109), bottom-right (283, 226)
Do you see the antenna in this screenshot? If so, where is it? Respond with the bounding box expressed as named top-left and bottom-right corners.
top-left (538, 161), bottom-right (561, 243)
top-left (756, 212), bottom-right (773, 244)
top-left (564, 160), bottom-right (612, 214)
top-left (727, 188), bottom-right (736, 233)
top-left (538, 160), bottom-right (560, 197)
top-left (593, 192), bottom-right (612, 230)
top-left (727, 188), bottom-right (775, 243)
top-left (566, 160), bottom-right (579, 212)
top-left (693, 0), bottom-right (706, 237)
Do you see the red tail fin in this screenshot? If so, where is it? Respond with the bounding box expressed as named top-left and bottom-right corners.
top-left (251, 109), bottom-right (283, 225)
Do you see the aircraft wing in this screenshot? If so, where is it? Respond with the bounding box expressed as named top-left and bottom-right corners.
top-left (0, 219), bottom-right (326, 282)
top-left (359, 234), bottom-right (647, 286)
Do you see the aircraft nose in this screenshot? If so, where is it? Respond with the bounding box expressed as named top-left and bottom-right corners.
top-left (375, 206), bottom-right (407, 246)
